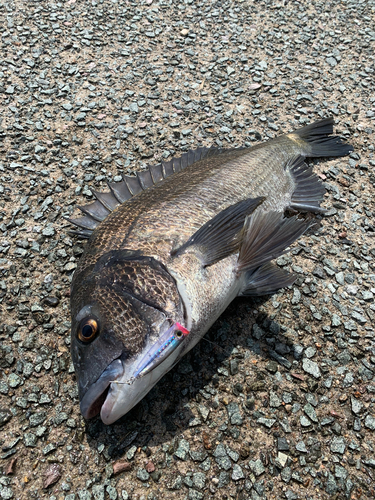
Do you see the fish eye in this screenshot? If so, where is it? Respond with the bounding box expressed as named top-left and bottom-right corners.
top-left (78, 318), bottom-right (99, 343)
top-left (175, 330), bottom-right (183, 338)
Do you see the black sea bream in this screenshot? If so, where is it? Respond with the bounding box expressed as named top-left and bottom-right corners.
top-left (68, 117), bottom-right (352, 424)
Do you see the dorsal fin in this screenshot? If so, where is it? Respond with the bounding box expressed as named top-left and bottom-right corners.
top-left (67, 146), bottom-right (231, 238)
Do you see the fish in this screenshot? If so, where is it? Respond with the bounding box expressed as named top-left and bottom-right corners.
top-left (68, 117), bottom-right (353, 424)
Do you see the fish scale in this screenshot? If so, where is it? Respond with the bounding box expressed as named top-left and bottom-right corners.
top-left (69, 117), bottom-right (353, 424)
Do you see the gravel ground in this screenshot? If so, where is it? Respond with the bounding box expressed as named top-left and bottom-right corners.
top-left (0, 0), bottom-right (375, 499)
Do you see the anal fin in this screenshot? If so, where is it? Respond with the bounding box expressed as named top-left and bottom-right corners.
top-left (237, 211), bottom-right (310, 274)
top-left (172, 197), bottom-right (265, 267)
top-left (240, 263), bottom-right (296, 296)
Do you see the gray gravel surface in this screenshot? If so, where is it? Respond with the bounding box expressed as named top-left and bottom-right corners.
top-left (0, 0), bottom-right (375, 499)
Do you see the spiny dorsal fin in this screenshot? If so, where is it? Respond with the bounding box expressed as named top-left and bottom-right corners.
top-left (67, 146), bottom-right (230, 238)
top-left (171, 197), bottom-right (265, 267)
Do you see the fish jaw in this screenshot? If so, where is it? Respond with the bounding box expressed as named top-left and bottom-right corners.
top-left (80, 358), bottom-right (124, 420)
top-left (100, 344), bottom-right (184, 425)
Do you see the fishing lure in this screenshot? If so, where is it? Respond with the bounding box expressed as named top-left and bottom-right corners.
top-left (134, 322), bottom-right (190, 378)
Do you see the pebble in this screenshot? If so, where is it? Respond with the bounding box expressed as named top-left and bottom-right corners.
top-left (302, 359), bottom-right (321, 379)
top-left (276, 452), bottom-right (289, 468)
top-left (0, 408), bottom-right (12, 427)
top-left (351, 397), bottom-right (364, 415)
top-left (231, 464), bottom-right (244, 481)
top-left (330, 437), bottom-right (346, 454)
top-left (249, 459), bottom-right (265, 477)
top-left (136, 468), bottom-right (150, 482)
top-left (226, 402), bottom-right (243, 425)
top-left (364, 415), bottom-right (375, 430)
top-left (175, 439), bottom-right (190, 461)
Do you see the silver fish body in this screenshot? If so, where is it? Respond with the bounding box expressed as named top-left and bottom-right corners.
top-left (69, 118), bottom-right (352, 424)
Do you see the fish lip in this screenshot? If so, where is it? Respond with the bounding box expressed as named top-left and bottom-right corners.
top-left (80, 358), bottom-right (124, 420)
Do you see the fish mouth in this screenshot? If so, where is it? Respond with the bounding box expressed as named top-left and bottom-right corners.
top-left (80, 358), bottom-right (124, 420)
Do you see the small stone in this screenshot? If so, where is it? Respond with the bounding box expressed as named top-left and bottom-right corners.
top-left (281, 467), bottom-right (292, 483)
top-left (113, 460), bottom-right (132, 475)
top-left (136, 468), bottom-right (150, 482)
top-left (145, 461), bottom-right (155, 473)
top-left (250, 459), bottom-right (265, 476)
top-left (226, 402), bottom-right (243, 425)
top-left (126, 445), bottom-right (137, 460)
top-left (199, 457), bottom-right (211, 472)
top-left (192, 472), bottom-right (206, 489)
top-left (265, 360), bottom-right (278, 373)
top-left (296, 441), bottom-right (308, 453)
top-left (276, 452), bottom-right (289, 468)
top-left (29, 412), bottom-right (46, 427)
top-left (213, 444), bottom-right (231, 471)
top-left (217, 472), bottom-right (230, 488)
top-left (304, 346), bottom-right (316, 358)
top-left (257, 417), bottom-right (276, 428)
top-left (229, 359), bottom-right (238, 375)
top-left (42, 443), bottom-right (57, 455)
top-left (300, 415), bottom-right (311, 427)
top-left (304, 403), bottom-right (318, 423)
top-left (252, 324), bottom-right (264, 339)
top-left (42, 296), bottom-right (60, 307)
top-left (0, 487), bottom-right (14, 500)
top-left (175, 439), bottom-right (190, 460)
top-left (277, 437), bottom-right (289, 452)
top-left (280, 418), bottom-right (292, 433)
top-left (326, 56), bottom-right (338, 67)
top-left (78, 490), bottom-right (92, 500)
top-left (129, 103), bottom-right (139, 113)
top-left (363, 459), bottom-right (375, 468)
top-left (351, 396), bottom-right (363, 415)
top-left (302, 358), bottom-right (321, 379)
top-left (0, 407), bottom-right (12, 427)
top-left (168, 475), bottom-right (182, 490)
top-left (364, 415), bottom-right (375, 430)
top-left (293, 345), bottom-right (304, 360)
top-left (150, 471), bottom-right (162, 483)
top-left (189, 450), bottom-right (207, 462)
top-left (8, 373), bottom-right (22, 388)
top-left (331, 314), bottom-right (342, 327)
top-left (326, 472), bottom-right (338, 495)
top-left (43, 463), bottom-right (61, 489)
top-left (106, 485), bottom-right (117, 500)
top-left (24, 433), bottom-right (37, 447)
top-left (232, 464), bottom-right (244, 481)
top-left (335, 272), bottom-right (345, 285)
top-left (335, 465), bottom-right (348, 480)
top-left (362, 290), bottom-right (374, 301)
top-left (330, 437), bottom-right (346, 454)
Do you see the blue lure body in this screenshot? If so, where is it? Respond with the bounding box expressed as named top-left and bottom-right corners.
top-left (134, 322), bottom-right (190, 378)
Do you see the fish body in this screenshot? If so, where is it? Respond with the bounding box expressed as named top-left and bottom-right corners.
top-left (69, 118), bottom-right (352, 424)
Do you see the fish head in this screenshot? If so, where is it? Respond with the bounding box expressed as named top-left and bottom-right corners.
top-left (70, 249), bottom-right (186, 424)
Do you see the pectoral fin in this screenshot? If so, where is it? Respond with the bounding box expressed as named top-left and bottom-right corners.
top-left (172, 197), bottom-right (265, 267)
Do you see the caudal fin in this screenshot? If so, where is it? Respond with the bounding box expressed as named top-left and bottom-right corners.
top-left (291, 117), bottom-right (353, 157)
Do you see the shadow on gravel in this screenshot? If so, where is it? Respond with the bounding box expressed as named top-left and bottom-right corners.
top-left (82, 294), bottom-right (294, 459)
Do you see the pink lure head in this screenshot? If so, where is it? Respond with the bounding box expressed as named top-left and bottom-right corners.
top-left (175, 323), bottom-right (190, 337)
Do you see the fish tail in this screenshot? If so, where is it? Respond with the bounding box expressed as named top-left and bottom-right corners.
top-left (290, 117), bottom-right (353, 157)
